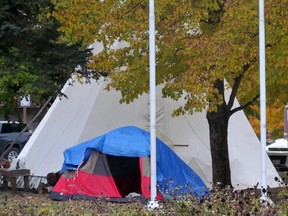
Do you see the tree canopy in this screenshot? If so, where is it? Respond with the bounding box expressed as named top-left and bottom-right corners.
top-left (0, 0), bottom-right (93, 119)
top-left (52, 0), bottom-right (288, 186)
top-left (53, 0), bottom-right (287, 110)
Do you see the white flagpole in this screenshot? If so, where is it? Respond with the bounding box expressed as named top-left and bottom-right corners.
top-left (259, 0), bottom-right (268, 200)
top-left (148, 0), bottom-right (158, 209)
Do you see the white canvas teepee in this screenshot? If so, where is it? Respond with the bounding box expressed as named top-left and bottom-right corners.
top-left (13, 76), bottom-right (280, 189)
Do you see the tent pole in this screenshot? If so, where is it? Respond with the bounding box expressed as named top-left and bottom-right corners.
top-left (147, 0), bottom-right (159, 210)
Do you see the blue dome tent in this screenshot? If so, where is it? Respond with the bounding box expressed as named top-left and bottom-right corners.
top-left (50, 126), bottom-right (209, 201)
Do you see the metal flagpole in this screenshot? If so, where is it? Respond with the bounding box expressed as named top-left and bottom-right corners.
top-left (147, 0), bottom-right (159, 210)
top-left (284, 105), bottom-right (288, 140)
top-left (259, 0), bottom-right (269, 202)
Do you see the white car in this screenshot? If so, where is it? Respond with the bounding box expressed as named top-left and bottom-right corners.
top-left (266, 138), bottom-right (288, 170)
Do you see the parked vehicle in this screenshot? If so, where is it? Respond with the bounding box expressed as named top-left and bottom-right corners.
top-left (266, 138), bottom-right (288, 170)
top-left (0, 121), bottom-right (32, 161)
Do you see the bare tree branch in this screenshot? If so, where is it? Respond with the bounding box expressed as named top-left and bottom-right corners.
top-left (227, 62), bottom-right (250, 111)
top-left (229, 94), bottom-right (260, 117)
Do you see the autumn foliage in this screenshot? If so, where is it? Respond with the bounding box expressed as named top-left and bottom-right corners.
top-left (52, 0), bottom-right (288, 186)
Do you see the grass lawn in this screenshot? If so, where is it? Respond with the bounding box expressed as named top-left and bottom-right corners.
top-left (0, 171), bottom-right (287, 215)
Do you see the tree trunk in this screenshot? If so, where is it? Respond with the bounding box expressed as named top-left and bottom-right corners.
top-left (206, 104), bottom-right (232, 188)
